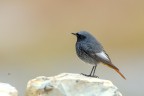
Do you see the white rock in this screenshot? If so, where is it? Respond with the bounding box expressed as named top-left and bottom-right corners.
top-left (25, 73), bottom-right (122, 96)
top-left (0, 83), bottom-right (18, 96)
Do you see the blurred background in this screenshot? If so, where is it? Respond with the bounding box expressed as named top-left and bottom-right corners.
top-left (0, 0), bottom-right (144, 96)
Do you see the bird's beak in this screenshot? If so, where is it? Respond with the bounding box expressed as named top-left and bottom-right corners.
top-left (71, 33), bottom-right (77, 36)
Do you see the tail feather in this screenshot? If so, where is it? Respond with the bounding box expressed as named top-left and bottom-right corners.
top-left (104, 63), bottom-right (126, 80)
top-left (114, 68), bottom-right (126, 80)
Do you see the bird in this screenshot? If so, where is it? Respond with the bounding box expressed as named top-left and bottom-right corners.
top-left (72, 31), bottom-right (126, 79)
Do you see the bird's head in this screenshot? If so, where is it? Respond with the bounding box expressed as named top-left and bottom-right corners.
top-left (72, 31), bottom-right (95, 42)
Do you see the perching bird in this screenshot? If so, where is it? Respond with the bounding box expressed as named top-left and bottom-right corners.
top-left (72, 31), bottom-right (126, 79)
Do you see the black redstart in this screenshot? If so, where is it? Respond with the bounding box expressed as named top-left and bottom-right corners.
top-left (72, 31), bottom-right (126, 79)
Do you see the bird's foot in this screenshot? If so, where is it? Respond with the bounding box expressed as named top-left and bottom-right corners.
top-left (81, 73), bottom-right (91, 77)
top-left (81, 73), bottom-right (99, 78)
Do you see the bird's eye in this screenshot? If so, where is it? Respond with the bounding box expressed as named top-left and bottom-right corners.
top-left (77, 34), bottom-right (86, 40)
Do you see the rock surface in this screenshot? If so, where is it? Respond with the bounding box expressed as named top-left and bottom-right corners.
top-left (25, 73), bottom-right (122, 96)
top-left (0, 82), bottom-right (18, 96)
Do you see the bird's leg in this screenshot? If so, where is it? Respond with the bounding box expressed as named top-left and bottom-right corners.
top-left (81, 66), bottom-right (99, 78)
top-left (92, 66), bottom-right (96, 76)
top-left (81, 66), bottom-right (94, 77)
top-left (92, 65), bottom-right (99, 78)
top-left (90, 66), bottom-right (95, 76)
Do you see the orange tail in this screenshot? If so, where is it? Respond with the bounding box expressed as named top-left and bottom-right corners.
top-left (104, 63), bottom-right (126, 80)
top-left (114, 68), bottom-right (126, 80)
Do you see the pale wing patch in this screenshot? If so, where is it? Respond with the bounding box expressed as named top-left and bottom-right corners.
top-left (96, 51), bottom-right (110, 61)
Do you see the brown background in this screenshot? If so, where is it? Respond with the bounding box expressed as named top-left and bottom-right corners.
top-left (0, 0), bottom-right (144, 96)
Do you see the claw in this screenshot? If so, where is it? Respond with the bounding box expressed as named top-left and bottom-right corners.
top-left (81, 73), bottom-right (99, 78)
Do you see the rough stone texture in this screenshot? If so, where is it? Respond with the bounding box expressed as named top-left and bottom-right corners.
top-left (0, 82), bottom-right (18, 96)
top-left (25, 73), bottom-right (122, 96)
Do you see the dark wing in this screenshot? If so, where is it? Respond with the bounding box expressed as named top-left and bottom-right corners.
top-left (96, 50), bottom-right (112, 64)
top-left (79, 41), bottom-right (111, 64)
top-left (78, 42), bottom-right (103, 61)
